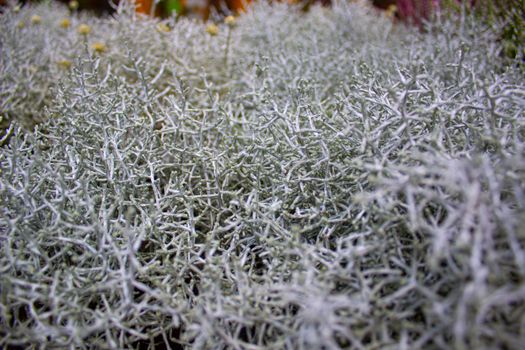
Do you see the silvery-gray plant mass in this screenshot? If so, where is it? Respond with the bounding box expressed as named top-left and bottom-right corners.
top-left (1, 1), bottom-right (524, 349)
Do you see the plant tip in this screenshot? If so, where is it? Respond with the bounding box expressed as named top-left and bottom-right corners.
top-left (385, 4), bottom-right (397, 18)
top-left (57, 59), bottom-right (72, 69)
top-left (69, 0), bottom-right (79, 11)
top-left (30, 15), bottom-right (42, 25)
top-left (225, 15), bottom-right (236, 27)
top-left (60, 18), bottom-right (71, 29)
top-left (156, 23), bottom-right (171, 33)
top-left (91, 42), bottom-right (107, 53)
top-left (206, 23), bottom-right (219, 36)
top-left (77, 24), bottom-right (91, 35)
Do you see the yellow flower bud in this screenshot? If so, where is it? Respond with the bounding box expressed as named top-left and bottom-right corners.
top-left (385, 4), bottom-right (397, 18)
top-left (60, 18), bottom-right (71, 29)
top-left (91, 42), bottom-right (107, 53)
top-left (156, 23), bottom-right (171, 33)
top-left (13, 5), bottom-right (21, 13)
top-left (57, 60), bottom-right (72, 69)
top-left (77, 24), bottom-right (91, 35)
top-left (69, 0), bottom-right (79, 11)
top-left (30, 15), bottom-right (42, 25)
top-left (224, 16), bottom-right (236, 27)
top-left (206, 23), bottom-right (219, 36)
top-left (17, 21), bottom-right (25, 29)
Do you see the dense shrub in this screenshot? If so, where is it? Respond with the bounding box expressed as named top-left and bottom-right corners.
top-left (1, 1), bottom-right (524, 349)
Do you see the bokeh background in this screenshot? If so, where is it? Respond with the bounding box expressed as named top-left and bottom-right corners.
top-left (0, 1), bottom-right (523, 59)
top-left (0, 0), bottom-right (444, 18)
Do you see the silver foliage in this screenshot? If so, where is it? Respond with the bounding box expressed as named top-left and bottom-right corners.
top-left (1, 1), bottom-right (524, 349)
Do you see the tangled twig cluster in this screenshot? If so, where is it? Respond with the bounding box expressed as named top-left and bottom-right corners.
top-left (1, 1), bottom-right (524, 349)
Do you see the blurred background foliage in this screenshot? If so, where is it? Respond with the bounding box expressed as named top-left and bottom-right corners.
top-left (1, 0), bottom-right (523, 58)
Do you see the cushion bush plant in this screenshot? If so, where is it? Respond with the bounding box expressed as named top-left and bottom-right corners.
top-left (1, 0), bottom-right (524, 349)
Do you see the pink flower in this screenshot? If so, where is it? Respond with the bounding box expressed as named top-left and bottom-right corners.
top-left (396, 0), bottom-right (438, 26)
top-left (396, 0), bottom-right (477, 27)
